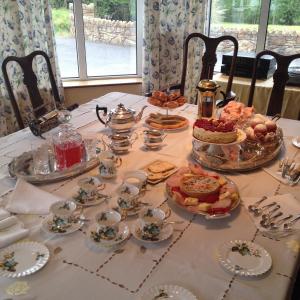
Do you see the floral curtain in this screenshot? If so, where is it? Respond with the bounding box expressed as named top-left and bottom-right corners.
top-left (0, 0), bottom-right (63, 137)
top-left (143, 0), bottom-right (208, 103)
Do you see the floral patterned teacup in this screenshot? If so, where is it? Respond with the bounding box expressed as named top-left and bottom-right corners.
top-left (98, 151), bottom-right (122, 179)
top-left (77, 176), bottom-right (105, 198)
top-left (95, 210), bottom-right (121, 240)
top-left (139, 208), bottom-right (165, 238)
top-left (50, 200), bottom-right (77, 224)
top-left (117, 183), bottom-right (140, 210)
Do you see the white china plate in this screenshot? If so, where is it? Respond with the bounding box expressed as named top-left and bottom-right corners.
top-left (41, 215), bottom-right (84, 235)
top-left (218, 240), bottom-right (272, 277)
top-left (72, 192), bottom-right (109, 207)
top-left (141, 284), bottom-right (197, 300)
top-left (0, 242), bottom-right (49, 278)
top-left (132, 219), bottom-right (173, 244)
top-left (193, 129), bottom-right (246, 146)
top-left (292, 137), bottom-right (300, 149)
top-left (89, 222), bottom-right (130, 248)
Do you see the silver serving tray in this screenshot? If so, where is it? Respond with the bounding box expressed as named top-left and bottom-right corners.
top-left (192, 129), bottom-right (283, 172)
top-left (8, 151), bottom-right (99, 185)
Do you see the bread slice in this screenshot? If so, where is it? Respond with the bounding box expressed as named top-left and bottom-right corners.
top-left (180, 175), bottom-right (220, 198)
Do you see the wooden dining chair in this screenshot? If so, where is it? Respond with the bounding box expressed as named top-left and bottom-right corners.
top-left (170, 32), bottom-right (238, 106)
top-left (2, 50), bottom-right (62, 129)
top-left (248, 50), bottom-right (300, 116)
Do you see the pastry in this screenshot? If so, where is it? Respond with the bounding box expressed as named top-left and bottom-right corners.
top-left (146, 113), bottom-right (188, 130)
top-left (148, 91), bottom-right (186, 108)
top-left (166, 164), bottom-right (239, 215)
top-left (180, 175), bottom-right (220, 198)
top-left (148, 161), bottom-right (175, 173)
top-left (193, 118), bottom-right (237, 144)
top-left (220, 101), bottom-right (254, 124)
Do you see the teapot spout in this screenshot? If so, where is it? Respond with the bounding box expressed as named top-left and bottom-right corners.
top-left (135, 105), bottom-right (147, 122)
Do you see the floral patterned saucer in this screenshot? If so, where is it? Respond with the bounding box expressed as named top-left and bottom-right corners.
top-left (131, 219), bottom-right (173, 244)
top-left (0, 242), bottom-right (49, 278)
top-left (72, 190), bottom-right (110, 207)
top-left (218, 240), bottom-right (272, 276)
top-left (89, 222), bottom-right (130, 248)
top-left (41, 215), bottom-right (84, 235)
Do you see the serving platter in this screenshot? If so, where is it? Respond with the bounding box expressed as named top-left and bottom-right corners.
top-left (192, 129), bottom-right (283, 172)
top-left (166, 175), bottom-right (241, 219)
top-left (8, 149), bottom-right (99, 185)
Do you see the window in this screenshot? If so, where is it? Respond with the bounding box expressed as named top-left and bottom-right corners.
top-left (50, 0), bottom-right (142, 79)
top-left (209, 0), bottom-right (300, 70)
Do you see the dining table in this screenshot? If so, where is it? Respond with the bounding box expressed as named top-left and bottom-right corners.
top-left (0, 92), bottom-right (299, 300)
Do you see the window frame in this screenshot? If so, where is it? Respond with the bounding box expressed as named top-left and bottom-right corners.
top-left (62, 0), bottom-right (142, 81)
top-left (207, 0), bottom-right (272, 54)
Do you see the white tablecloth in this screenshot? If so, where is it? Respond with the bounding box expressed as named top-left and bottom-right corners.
top-left (0, 92), bottom-right (299, 300)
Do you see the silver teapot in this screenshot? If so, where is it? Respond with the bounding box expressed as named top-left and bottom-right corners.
top-left (96, 103), bottom-right (147, 132)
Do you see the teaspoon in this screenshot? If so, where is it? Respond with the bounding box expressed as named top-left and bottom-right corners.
top-left (253, 202), bottom-right (276, 217)
top-left (248, 196), bottom-right (268, 212)
top-left (261, 205), bottom-right (280, 220)
top-left (270, 215), bottom-right (293, 230)
top-left (260, 212), bottom-right (283, 228)
top-left (283, 215), bottom-right (300, 231)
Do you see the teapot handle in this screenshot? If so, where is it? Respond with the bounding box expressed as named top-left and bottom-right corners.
top-left (96, 105), bottom-right (108, 125)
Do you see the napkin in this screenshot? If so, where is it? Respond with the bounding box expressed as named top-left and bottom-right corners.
top-left (0, 228), bottom-right (29, 249)
top-left (6, 179), bottom-right (65, 215)
top-left (0, 216), bottom-right (18, 230)
top-left (0, 208), bottom-right (10, 221)
top-left (0, 208), bottom-right (29, 248)
top-left (243, 194), bottom-right (300, 238)
top-left (263, 137), bottom-right (299, 185)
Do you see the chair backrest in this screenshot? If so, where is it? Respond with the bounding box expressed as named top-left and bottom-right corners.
top-left (2, 50), bottom-right (61, 129)
top-left (248, 50), bottom-right (300, 116)
top-left (180, 33), bottom-right (238, 103)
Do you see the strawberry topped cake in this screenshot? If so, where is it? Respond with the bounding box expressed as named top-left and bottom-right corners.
top-left (193, 118), bottom-right (237, 144)
top-left (166, 163), bottom-right (239, 216)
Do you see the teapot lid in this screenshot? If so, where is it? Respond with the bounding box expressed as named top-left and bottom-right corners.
top-left (110, 103), bottom-right (135, 120)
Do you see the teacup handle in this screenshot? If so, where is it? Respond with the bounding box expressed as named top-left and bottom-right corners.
top-left (116, 157), bottom-right (122, 167)
top-left (101, 135), bottom-right (111, 151)
top-left (97, 183), bottom-right (106, 191)
top-left (162, 132), bottom-right (167, 141)
top-left (130, 132), bottom-right (139, 145)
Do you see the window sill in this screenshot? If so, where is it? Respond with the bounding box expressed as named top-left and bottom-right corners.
top-left (63, 77), bottom-right (142, 88)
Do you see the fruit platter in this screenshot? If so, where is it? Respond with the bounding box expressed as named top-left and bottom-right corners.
top-left (192, 101), bottom-right (283, 172)
top-left (166, 163), bottom-right (240, 218)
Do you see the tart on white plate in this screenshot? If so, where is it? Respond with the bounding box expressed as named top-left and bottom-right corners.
top-left (166, 163), bottom-right (240, 216)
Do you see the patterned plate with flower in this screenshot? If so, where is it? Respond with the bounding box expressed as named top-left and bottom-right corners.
top-left (141, 284), bottom-right (197, 300)
top-left (218, 240), bottom-right (272, 276)
top-left (0, 242), bottom-right (49, 278)
top-left (89, 222), bottom-right (130, 248)
top-left (72, 190), bottom-right (109, 207)
top-left (41, 215), bottom-right (84, 235)
top-left (131, 219), bottom-right (173, 244)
